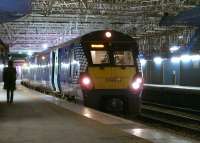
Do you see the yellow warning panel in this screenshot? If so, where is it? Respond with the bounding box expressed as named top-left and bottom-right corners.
top-left (88, 67), bottom-right (137, 89)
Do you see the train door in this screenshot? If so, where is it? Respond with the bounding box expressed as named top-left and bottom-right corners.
top-left (33, 56), bottom-right (37, 81)
top-left (51, 49), bottom-right (60, 92)
top-left (50, 51), bottom-right (55, 90)
top-left (50, 51), bottom-right (54, 90)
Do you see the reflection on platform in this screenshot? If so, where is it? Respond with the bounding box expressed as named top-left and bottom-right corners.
top-left (145, 84), bottom-right (200, 90)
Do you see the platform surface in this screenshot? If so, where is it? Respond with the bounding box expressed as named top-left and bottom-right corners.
top-left (0, 85), bottom-right (150, 143)
top-left (0, 84), bottom-right (199, 143)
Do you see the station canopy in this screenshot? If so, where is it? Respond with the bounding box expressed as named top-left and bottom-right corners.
top-left (0, 0), bottom-right (31, 23)
top-left (160, 6), bottom-right (200, 26)
top-left (0, 0), bottom-right (198, 56)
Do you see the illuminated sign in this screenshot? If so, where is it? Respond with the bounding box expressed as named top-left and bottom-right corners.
top-left (91, 44), bottom-right (105, 48)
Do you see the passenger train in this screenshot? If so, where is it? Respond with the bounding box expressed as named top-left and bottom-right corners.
top-left (22, 30), bottom-right (143, 116)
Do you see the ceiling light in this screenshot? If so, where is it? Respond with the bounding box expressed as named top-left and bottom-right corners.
top-left (181, 55), bottom-right (191, 63)
top-left (170, 46), bottom-right (180, 53)
top-left (43, 44), bottom-right (48, 49)
top-left (140, 59), bottom-right (146, 66)
top-left (27, 51), bottom-right (33, 56)
top-left (171, 57), bottom-right (180, 63)
top-left (178, 35), bottom-right (183, 39)
top-left (42, 56), bottom-right (46, 60)
top-left (191, 55), bottom-right (200, 61)
top-left (153, 57), bottom-right (163, 65)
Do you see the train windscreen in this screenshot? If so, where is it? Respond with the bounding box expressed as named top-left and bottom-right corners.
top-left (114, 51), bottom-right (134, 66)
top-left (90, 50), bottom-right (110, 64)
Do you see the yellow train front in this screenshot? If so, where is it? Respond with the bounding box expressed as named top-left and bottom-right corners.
top-left (80, 31), bottom-right (143, 116)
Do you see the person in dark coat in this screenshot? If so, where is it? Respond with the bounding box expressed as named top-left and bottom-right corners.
top-left (3, 60), bottom-right (17, 103)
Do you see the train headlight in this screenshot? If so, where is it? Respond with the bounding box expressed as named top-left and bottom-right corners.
top-left (82, 77), bottom-right (91, 85)
top-left (80, 74), bottom-right (93, 90)
top-left (105, 31), bottom-right (112, 38)
top-left (130, 76), bottom-right (143, 93)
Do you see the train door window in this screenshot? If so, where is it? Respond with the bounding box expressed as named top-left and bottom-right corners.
top-left (66, 48), bottom-right (71, 79)
top-left (90, 50), bottom-right (110, 64)
top-left (70, 48), bottom-right (80, 83)
top-left (70, 49), bottom-right (74, 80)
top-left (114, 51), bottom-right (134, 65)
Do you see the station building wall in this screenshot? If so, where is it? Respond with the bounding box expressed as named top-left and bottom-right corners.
top-left (142, 58), bottom-right (200, 87)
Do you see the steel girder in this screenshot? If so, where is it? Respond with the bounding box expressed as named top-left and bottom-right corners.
top-left (0, 0), bottom-right (197, 53)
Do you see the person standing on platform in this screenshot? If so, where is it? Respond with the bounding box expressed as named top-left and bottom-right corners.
top-left (3, 60), bottom-right (17, 104)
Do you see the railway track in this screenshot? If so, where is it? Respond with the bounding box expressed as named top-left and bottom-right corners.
top-left (141, 101), bottom-right (200, 133)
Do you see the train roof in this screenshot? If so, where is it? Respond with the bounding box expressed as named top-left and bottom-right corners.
top-left (34, 30), bottom-right (136, 57)
top-left (81, 30), bottom-right (135, 42)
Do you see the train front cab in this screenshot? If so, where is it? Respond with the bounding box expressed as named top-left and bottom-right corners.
top-left (80, 37), bottom-right (143, 117)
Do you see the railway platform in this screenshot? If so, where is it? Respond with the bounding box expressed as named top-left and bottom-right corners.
top-left (0, 84), bottom-right (199, 143)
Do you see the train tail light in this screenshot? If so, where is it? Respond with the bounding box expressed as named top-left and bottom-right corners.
top-left (130, 75), bottom-right (143, 93)
top-left (80, 74), bottom-right (93, 90)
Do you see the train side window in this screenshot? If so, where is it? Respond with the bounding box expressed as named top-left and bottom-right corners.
top-left (114, 51), bottom-right (134, 66)
top-left (90, 50), bottom-right (110, 64)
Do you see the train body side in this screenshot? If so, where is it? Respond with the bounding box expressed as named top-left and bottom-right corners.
top-left (58, 43), bottom-right (88, 101)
